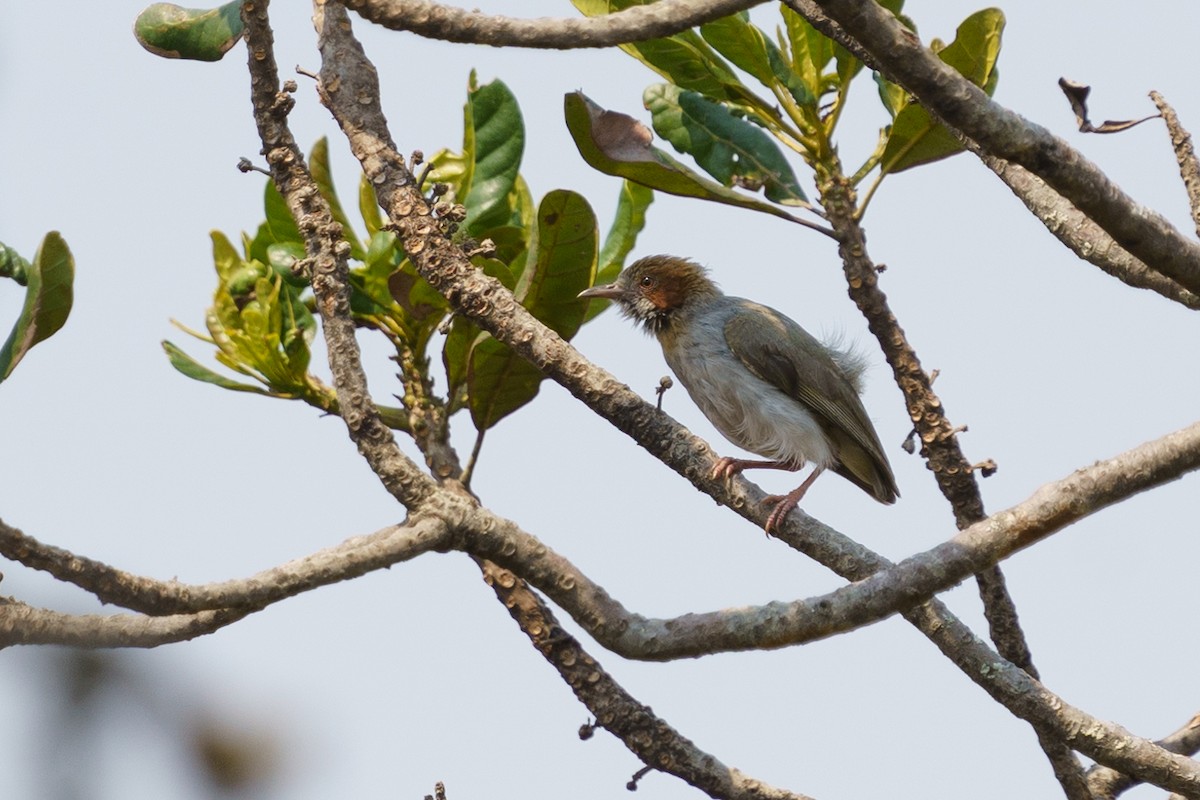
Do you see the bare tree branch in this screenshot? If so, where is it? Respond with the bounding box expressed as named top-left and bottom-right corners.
top-left (462, 416), bottom-right (1200, 659)
top-left (342, 0), bottom-right (764, 48)
top-left (812, 154), bottom-right (1095, 790)
top-left (1088, 712), bottom-right (1200, 799)
top-left (792, 0), bottom-right (1200, 296)
top-left (0, 598), bottom-right (249, 648)
top-left (242, 0), bottom-right (443, 513)
top-left (479, 559), bottom-right (814, 800)
top-left (976, 151), bottom-right (1200, 309)
top-left (0, 517), bottom-right (452, 615)
top-left (6, 406), bottom-right (1198, 657)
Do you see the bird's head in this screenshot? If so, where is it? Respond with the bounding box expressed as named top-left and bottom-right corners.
top-left (578, 255), bottom-right (720, 335)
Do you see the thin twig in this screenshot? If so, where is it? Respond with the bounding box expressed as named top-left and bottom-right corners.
top-left (1151, 91), bottom-right (1200, 239)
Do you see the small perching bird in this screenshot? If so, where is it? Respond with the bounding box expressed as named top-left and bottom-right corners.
top-left (579, 255), bottom-right (898, 532)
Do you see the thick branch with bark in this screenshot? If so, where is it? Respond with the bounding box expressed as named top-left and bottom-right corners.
top-left (343, 0), bottom-right (764, 48)
top-left (243, 0), bottom-right (441, 514)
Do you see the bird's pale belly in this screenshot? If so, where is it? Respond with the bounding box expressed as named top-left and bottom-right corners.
top-left (664, 337), bottom-right (833, 469)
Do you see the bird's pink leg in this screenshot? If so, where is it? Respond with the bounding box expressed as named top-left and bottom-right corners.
top-left (764, 467), bottom-right (825, 533)
top-left (710, 457), bottom-right (799, 481)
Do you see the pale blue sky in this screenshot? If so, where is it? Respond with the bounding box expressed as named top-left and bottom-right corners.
top-left (2, 2), bottom-right (1198, 798)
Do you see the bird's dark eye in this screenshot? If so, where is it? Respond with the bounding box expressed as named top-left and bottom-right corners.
top-left (639, 275), bottom-right (655, 288)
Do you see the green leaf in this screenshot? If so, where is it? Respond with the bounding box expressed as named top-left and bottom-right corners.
top-left (265, 241), bottom-right (308, 286)
top-left (348, 230), bottom-right (402, 317)
top-left (387, 258), bottom-right (449, 355)
top-left (0, 243), bottom-right (31, 285)
top-left (133, 1), bottom-right (243, 62)
top-left (598, 181), bottom-right (653, 282)
top-left (465, 332), bottom-right (545, 432)
top-left (699, 13), bottom-right (814, 108)
top-left (874, 72), bottom-right (908, 119)
top-left (644, 84), bottom-right (807, 205)
top-left (263, 180), bottom-right (303, 246)
top-left (443, 316), bottom-right (477, 414)
top-left (309, 137), bottom-right (366, 261)
top-left (781, 5), bottom-right (835, 101)
top-left (0, 232), bottom-right (74, 383)
top-left (565, 92), bottom-right (810, 225)
top-left (162, 340), bottom-right (270, 394)
top-left (881, 8), bottom-right (1004, 174)
top-left (210, 230), bottom-right (242, 283)
top-left (699, 13), bottom-right (774, 87)
top-left (516, 190), bottom-right (597, 341)
top-left (465, 190), bottom-right (598, 431)
top-left (462, 78), bottom-right (525, 235)
top-left (359, 174), bottom-right (385, 238)
top-left (475, 256), bottom-right (518, 292)
top-left (571, 0), bottom-right (754, 105)
top-left (585, 181), bottom-right (653, 323)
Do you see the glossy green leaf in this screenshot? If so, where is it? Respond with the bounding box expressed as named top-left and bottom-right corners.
top-left (645, 84), bottom-right (807, 205)
top-left (462, 78), bottom-right (525, 235)
top-left (162, 340), bottom-right (270, 394)
top-left (0, 232), bottom-right (74, 383)
top-left (483, 225), bottom-right (530, 268)
top-left (309, 137), bottom-right (366, 260)
top-left (565, 92), bottom-right (809, 225)
top-left (358, 174), bottom-right (385, 238)
top-left (881, 8), bottom-right (1004, 174)
top-left (133, 1), bottom-right (243, 62)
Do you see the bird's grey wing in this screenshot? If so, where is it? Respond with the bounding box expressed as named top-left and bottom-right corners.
top-left (723, 304), bottom-right (897, 498)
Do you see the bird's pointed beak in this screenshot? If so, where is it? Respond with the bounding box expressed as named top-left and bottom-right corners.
top-left (578, 283), bottom-right (624, 301)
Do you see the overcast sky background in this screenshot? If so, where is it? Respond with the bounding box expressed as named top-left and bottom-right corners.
top-left (2, 2), bottom-right (1199, 798)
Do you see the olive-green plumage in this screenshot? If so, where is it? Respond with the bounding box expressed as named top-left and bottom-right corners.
top-left (580, 255), bottom-right (898, 531)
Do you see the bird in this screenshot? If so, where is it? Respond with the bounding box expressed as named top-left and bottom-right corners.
top-left (578, 255), bottom-right (898, 533)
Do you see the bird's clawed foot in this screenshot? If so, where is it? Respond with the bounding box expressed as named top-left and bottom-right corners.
top-left (763, 492), bottom-right (803, 534)
top-left (709, 457), bottom-right (784, 482)
top-left (762, 467), bottom-right (825, 534)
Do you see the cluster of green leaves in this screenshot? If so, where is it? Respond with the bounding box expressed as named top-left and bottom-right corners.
top-left (0, 233), bottom-right (74, 385)
top-left (566, 1), bottom-right (1005, 217)
top-left (166, 76), bottom-right (651, 436)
